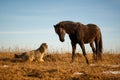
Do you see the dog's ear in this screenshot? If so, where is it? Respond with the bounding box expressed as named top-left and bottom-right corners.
top-left (40, 46), bottom-right (44, 53)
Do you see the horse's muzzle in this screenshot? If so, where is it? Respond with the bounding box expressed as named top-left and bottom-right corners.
top-left (60, 39), bottom-right (65, 42)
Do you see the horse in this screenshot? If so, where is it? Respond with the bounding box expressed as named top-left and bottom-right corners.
top-left (54, 21), bottom-right (103, 64)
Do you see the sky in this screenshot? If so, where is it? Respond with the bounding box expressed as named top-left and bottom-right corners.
top-left (0, 0), bottom-right (120, 53)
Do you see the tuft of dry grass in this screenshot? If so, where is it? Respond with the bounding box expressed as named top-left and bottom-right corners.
top-left (0, 51), bottom-right (120, 80)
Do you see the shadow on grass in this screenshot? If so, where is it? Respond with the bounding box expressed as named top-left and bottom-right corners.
top-left (0, 58), bottom-right (11, 62)
top-left (24, 68), bottom-right (58, 79)
top-left (0, 57), bottom-right (27, 63)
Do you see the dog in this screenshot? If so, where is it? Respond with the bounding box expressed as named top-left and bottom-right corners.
top-left (14, 43), bottom-right (48, 62)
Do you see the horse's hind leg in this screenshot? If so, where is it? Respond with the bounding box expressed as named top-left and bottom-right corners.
top-left (95, 38), bottom-right (100, 61)
top-left (90, 42), bottom-right (96, 60)
top-left (79, 42), bottom-right (89, 64)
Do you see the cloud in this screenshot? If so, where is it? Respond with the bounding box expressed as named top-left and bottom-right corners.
top-left (0, 29), bottom-right (53, 35)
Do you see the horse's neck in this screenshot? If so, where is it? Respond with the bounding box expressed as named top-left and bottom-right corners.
top-left (63, 27), bottom-right (75, 35)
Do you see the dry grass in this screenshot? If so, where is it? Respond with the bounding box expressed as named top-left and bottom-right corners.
top-left (0, 51), bottom-right (120, 80)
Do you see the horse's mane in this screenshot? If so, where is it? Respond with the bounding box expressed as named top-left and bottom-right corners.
top-left (60, 21), bottom-right (74, 23)
top-left (60, 21), bottom-right (84, 25)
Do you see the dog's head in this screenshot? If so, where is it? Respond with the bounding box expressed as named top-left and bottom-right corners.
top-left (36, 43), bottom-right (48, 53)
top-left (41, 43), bottom-right (48, 49)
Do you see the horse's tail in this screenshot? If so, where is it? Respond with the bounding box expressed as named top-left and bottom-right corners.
top-left (99, 32), bottom-right (103, 53)
top-left (98, 31), bottom-right (103, 59)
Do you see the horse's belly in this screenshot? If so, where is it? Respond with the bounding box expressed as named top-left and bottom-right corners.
top-left (84, 38), bottom-right (95, 43)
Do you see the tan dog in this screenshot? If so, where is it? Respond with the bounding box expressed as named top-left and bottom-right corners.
top-left (15, 43), bottom-right (48, 62)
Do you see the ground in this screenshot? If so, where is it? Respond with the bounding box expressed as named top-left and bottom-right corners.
top-left (0, 52), bottom-right (120, 80)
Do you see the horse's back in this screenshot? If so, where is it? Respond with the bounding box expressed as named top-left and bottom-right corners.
top-left (87, 24), bottom-right (100, 30)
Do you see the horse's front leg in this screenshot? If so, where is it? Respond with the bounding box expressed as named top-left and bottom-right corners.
top-left (71, 42), bottom-right (76, 63)
top-left (79, 42), bottom-right (89, 64)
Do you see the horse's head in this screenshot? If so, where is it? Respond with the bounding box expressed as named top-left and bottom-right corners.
top-left (54, 23), bottom-right (66, 42)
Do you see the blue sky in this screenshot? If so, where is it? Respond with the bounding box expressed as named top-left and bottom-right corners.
top-left (0, 0), bottom-right (120, 52)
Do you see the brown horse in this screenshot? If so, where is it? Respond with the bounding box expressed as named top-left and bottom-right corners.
top-left (54, 21), bottom-right (103, 64)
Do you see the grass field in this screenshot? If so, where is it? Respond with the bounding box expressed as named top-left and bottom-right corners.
top-left (0, 51), bottom-right (120, 80)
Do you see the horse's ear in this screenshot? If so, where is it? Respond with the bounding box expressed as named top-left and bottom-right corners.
top-left (53, 25), bottom-right (56, 28)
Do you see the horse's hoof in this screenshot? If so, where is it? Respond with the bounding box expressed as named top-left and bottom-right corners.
top-left (70, 60), bottom-right (74, 63)
top-left (86, 60), bottom-right (89, 65)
